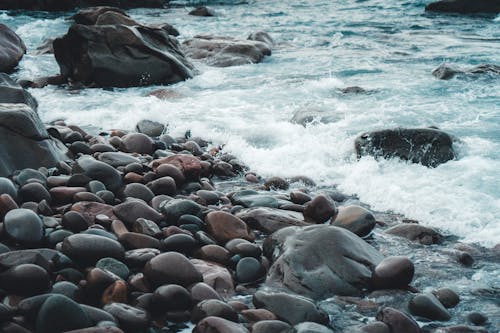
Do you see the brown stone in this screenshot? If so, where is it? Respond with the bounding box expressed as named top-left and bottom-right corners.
top-left (303, 194), bottom-right (337, 223)
top-left (150, 154), bottom-right (202, 180)
top-left (191, 259), bottom-right (234, 296)
top-left (155, 163), bottom-right (185, 186)
top-left (386, 224), bottom-right (442, 245)
top-left (0, 194), bottom-right (18, 220)
top-left (193, 316), bottom-right (249, 333)
top-left (71, 201), bottom-right (117, 224)
top-left (119, 232), bottom-right (161, 250)
top-left (195, 245), bottom-right (231, 265)
top-left (331, 205), bottom-right (376, 237)
top-left (120, 133), bottom-right (155, 155)
top-left (189, 282), bottom-right (222, 303)
top-left (50, 186), bottom-right (87, 205)
top-left (144, 252), bottom-right (202, 288)
top-left (205, 211), bottom-right (251, 244)
top-left (371, 256), bottom-right (414, 290)
top-left (236, 207), bottom-right (309, 234)
top-left (241, 308), bottom-right (278, 322)
top-left (102, 280), bottom-right (128, 305)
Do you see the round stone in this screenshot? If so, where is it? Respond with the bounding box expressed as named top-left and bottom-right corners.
top-left (62, 234), bottom-right (125, 266)
top-left (4, 208), bottom-right (44, 246)
top-left (303, 194), bottom-right (337, 223)
top-left (432, 288), bottom-right (460, 308)
top-left (0, 264), bottom-right (50, 296)
top-left (19, 182), bottom-right (51, 204)
top-left (61, 211), bottom-right (89, 233)
top-left (191, 299), bottom-right (238, 323)
top-left (96, 257), bottom-right (130, 280)
top-left (123, 183), bottom-right (154, 202)
top-left (408, 293), bottom-right (451, 321)
top-left (36, 294), bottom-right (92, 333)
top-left (144, 252), bottom-right (202, 288)
top-left (103, 303), bottom-right (150, 331)
top-left (371, 256), bottom-right (414, 290)
top-left (152, 284), bottom-right (192, 312)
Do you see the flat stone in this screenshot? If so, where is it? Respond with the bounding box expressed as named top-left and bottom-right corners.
top-left (62, 234), bottom-right (125, 265)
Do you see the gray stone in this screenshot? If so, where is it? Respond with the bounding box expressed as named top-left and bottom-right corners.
top-left (3, 208), bottom-right (44, 246)
top-left (0, 73), bottom-right (37, 110)
top-left (0, 24), bottom-right (26, 72)
top-left (331, 205), bottom-right (376, 237)
top-left (409, 293), bottom-right (451, 321)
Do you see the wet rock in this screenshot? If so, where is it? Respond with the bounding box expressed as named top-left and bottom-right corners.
top-left (113, 200), bottom-right (163, 226)
top-left (189, 6), bottom-right (216, 17)
top-left (62, 211), bottom-right (89, 233)
top-left (98, 152), bottom-right (140, 168)
top-left (190, 282), bottom-right (222, 303)
top-left (331, 205), bottom-right (376, 237)
top-left (0, 264), bottom-right (51, 295)
top-left (248, 31), bottom-right (274, 48)
top-left (36, 294), bottom-right (92, 333)
top-left (432, 63), bottom-right (500, 80)
top-left (191, 299), bottom-right (238, 323)
top-left (0, 104), bottom-right (69, 177)
top-left (466, 312), bottom-right (488, 325)
top-left (193, 316), bottom-right (249, 333)
top-left (267, 225), bottom-right (384, 298)
top-left (132, 218), bottom-right (161, 237)
top-left (236, 207), bottom-right (309, 234)
top-left (0, 194), bottom-right (17, 220)
top-left (231, 190), bottom-right (279, 208)
top-left (51, 186), bottom-right (87, 205)
top-left (303, 194), bottom-right (337, 223)
top-left (122, 183), bottom-right (154, 202)
top-left (159, 198), bottom-right (204, 225)
top-left (151, 154), bottom-right (202, 180)
top-left (264, 176), bottom-right (289, 190)
top-left (425, 0), bottom-right (500, 14)
top-left (0, 73), bottom-right (37, 110)
top-left (235, 257), bottom-right (266, 284)
top-left (119, 232), bottom-right (160, 250)
top-left (182, 35), bottom-right (272, 67)
top-left (103, 303), bottom-right (150, 332)
top-left (196, 245), bottom-right (230, 265)
top-left (253, 291), bottom-right (328, 325)
top-left (156, 163), bottom-right (185, 186)
top-left (124, 248), bottom-right (160, 269)
top-left (225, 238), bottom-right (262, 258)
top-left (293, 322), bottom-right (334, 333)
top-left (96, 257), bottom-right (130, 280)
top-left (376, 307), bottom-right (420, 333)
top-left (355, 128), bottom-right (456, 167)
top-left (151, 284), bottom-right (192, 312)
top-left (371, 256), bottom-right (414, 290)
top-left (205, 211), bottom-right (251, 244)
top-left (72, 6), bottom-right (127, 25)
top-left (62, 234), bottom-right (125, 265)
top-left (147, 176), bottom-right (177, 195)
top-left (432, 288), bottom-right (460, 308)
top-left (359, 322), bottom-right (390, 333)
top-left (386, 223), bottom-right (443, 244)
top-left (71, 201), bottom-right (117, 224)
top-left (120, 133), bottom-right (155, 155)
top-left (434, 325), bottom-right (488, 333)
top-left (0, 24), bottom-right (26, 72)
top-left (73, 156), bottom-right (122, 192)
top-left (144, 252), bottom-right (202, 288)
top-left (409, 293), bottom-right (451, 321)
top-left (3, 208), bottom-right (44, 246)
top-left (19, 182), bottom-right (51, 204)
top-left (191, 259), bottom-right (234, 296)
top-left (54, 24), bottom-right (194, 88)
top-left (136, 119), bottom-right (165, 137)
top-left (241, 308), bottom-right (277, 322)
top-left (252, 320), bottom-right (291, 333)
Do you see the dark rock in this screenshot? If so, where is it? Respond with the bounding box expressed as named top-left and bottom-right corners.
top-left (340, 86), bottom-right (367, 94)
top-left (98, 152), bottom-right (140, 168)
top-left (371, 256), bottom-right (414, 290)
top-left (3, 208), bottom-right (44, 246)
top-left (156, 163), bottom-right (185, 186)
top-left (376, 307), bottom-right (420, 333)
top-left (132, 218), bottom-right (161, 237)
top-left (235, 257), bottom-right (265, 284)
top-left (189, 6), bottom-right (216, 17)
top-left (103, 303), bottom-right (150, 332)
top-left (205, 211), bottom-right (251, 244)
top-left (190, 282), bottom-right (222, 303)
top-left (293, 322), bottom-right (333, 333)
top-left (135, 119), bottom-right (165, 137)
top-left (119, 232), bottom-right (160, 250)
top-left (432, 288), bottom-right (460, 308)
top-left (225, 238), bottom-right (262, 258)
top-left (237, 207), bottom-right (309, 234)
top-left (54, 24), bottom-right (194, 88)
top-left (192, 299), bottom-right (238, 323)
top-left (151, 154), bottom-right (202, 180)
top-left (122, 183), bottom-right (154, 202)
top-left (409, 293), bottom-right (451, 321)
top-left (73, 156), bottom-right (122, 192)
top-left (425, 0), bottom-right (500, 14)
top-left (147, 176), bottom-right (177, 196)
top-left (0, 73), bottom-right (37, 110)
top-left (120, 133), bottom-right (155, 154)
top-left (467, 312), bottom-right (488, 325)
top-left (193, 316), bottom-right (249, 333)
top-left (303, 194), bottom-right (337, 223)
top-left (266, 225), bottom-right (384, 298)
top-left (124, 248), bottom-right (160, 269)
top-left (0, 104), bottom-right (69, 177)
top-left (191, 259), bottom-right (234, 296)
top-left (159, 198), bottom-right (203, 225)
top-left (19, 182), bottom-right (51, 204)
top-left (386, 223), bottom-right (443, 245)
top-left (151, 284), bottom-right (191, 312)
top-left (252, 320), bottom-right (291, 333)
top-left (96, 257), bottom-right (130, 280)
top-left (0, 194), bottom-right (18, 220)
top-left (331, 205), bottom-right (376, 237)
top-left (248, 31), bottom-right (274, 48)
top-left (144, 251), bottom-right (202, 288)
top-left (0, 24), bottom-right (26, 72)
top-left (36, 294), bottom-right (92, 333)
top-left (195, 245), bottom-right (229, 264)
top-left (231, 190), bottom-right (279, 208)
top-left (253, 291), bottom-right (328, 325)
top-left (182, 35), bottom-right (272, 67)
top-left (0, 264), bottom-right (50, 296)
top-left (264, 176), bottom-right (289, 190)
top-left (51, 280), bottom-right (79, 299)
top-left (359, 322), bottom-right (390, 333)
top-left (62, 234), bottom-right (125, 265)
top-left (113, 199), bottom-right (162, 226)
top-left (62, 211), bottom-right (89, 233)
top-left (355, 128), bottom-right (456, 167)
top-left (434, 325), bottom-right (488, 333)
top-left (432, 63), bottom-right (500, 80)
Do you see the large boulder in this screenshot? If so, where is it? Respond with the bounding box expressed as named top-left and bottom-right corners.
top-left (425, 0), bottom-right (500, 14)
top-left (182, 34), bottom-right (272, 67)
top-left (0, 74), bottom-right (38, 110)
top-left (0, 24), bottom-right (26, 73)
top-left (0, 103), bottom-right (69, 177)
top-left (354, 128), bottom-right (456, 167)
top-left (53, 24), bottom-right (194, 88)
top-left (266, 225), bottom-right (384, 299)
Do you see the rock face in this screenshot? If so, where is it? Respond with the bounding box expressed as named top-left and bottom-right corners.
top-left (266, 225), bottom-right (384, 298)
top-left (354, 128), bottom-right (456, 167)
top-left (0, 74), bottom-right (38, 110)
top-left (425, 0), bottom-right (500, 14)
top-left (53, 24), bottom-right (194, 88)
top-left (0, 103), bottom-right (69, 177)
top-left (182, 35), bottom-right (272, 67)
top-left (0, 24), bottom-right (26, 73)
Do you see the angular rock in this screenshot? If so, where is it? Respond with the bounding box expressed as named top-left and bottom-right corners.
top-left (425, 0), bottom-right (500, 14)
top-left (0, 24), bottom-right (26, 72)
top-left (331, 205), bottom-right (376, 237)
top-left (54, 24), bottom-right (194, 88)
top-left (355, 128), bottom-right (456, 167)
top-left (144, 252), bottom-right (202, 288)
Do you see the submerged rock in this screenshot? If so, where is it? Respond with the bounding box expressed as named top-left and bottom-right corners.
top-left (355, 128), bottom-right (456, 167)
top-left (54, 24), bottom-right (194, 87)
top-left (432, 63), bottom-right (500, 80)
top-left (425, 0), bottom-right (500, 14)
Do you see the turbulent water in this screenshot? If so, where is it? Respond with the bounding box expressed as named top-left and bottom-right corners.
top-left (2, 0), bottom-right (500, 247)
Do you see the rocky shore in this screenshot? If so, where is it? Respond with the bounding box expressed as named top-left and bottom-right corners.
top-left (1, 1), bottom-right (499, 333)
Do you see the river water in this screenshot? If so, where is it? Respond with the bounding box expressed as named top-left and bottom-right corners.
top-left (2, 0), bottom-right (499, 247)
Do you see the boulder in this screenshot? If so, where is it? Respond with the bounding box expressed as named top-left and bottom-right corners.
top-left (432, 63), bottom-right (500, 80)
top-left (425, 0), bottom-right (500, 14)
top-left (0, 74), bottom-right (37, 110)
top-left (0, 24), bottom-right (26, 73)
top-left (355, 128), bottom-right (456, 167)
top-left (182, 35), bottom-right (272, 67)
top-left (266, 225), bottom-right (384, 298)
top-left (0, 103), bottom-right (69, 177)
top-left (53, 24), bottom-right (194, 88)
top-left (189, 6), bottom-right (216, 17)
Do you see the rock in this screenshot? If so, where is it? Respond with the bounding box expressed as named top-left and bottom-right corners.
top-left (72, 7), bottom-right (128, 25)
top-left (266, 225), bottom-right (384, 298)
top-left (51, 186), bottom-right (87, 205)
top-left (225, 238), bottom-right (261, 258)
top-left (235, 257), bottom-right (266, 284)
top-left (331, 205), bottom-right (376, 237)
top-left (0, 0), bottom-right (76, 11)
top-left (303, 194), bottom-right (337, 223)
top-left (0, 73), bottom-right (37, 110)
top-left (159, 198), bottom-right (204, 225)
top-left (231, 190), bottom-right (279, 208)
top-left (147, 176), bottom-right (177, 196)
top-left (371, 256), bottom-right (414, 290)
top-left (0, 264), bottom-right (50, 295)
top-left (0, 24), bottom-right (26, 73)
top-left (98, 152), bottom-right (140, 168)
top-left (263, 176), bottom-right (289, 190)
top-left (122, 183), bottom-right (154, 202)
top-left (359, 322), bottom-right (390, 333)
top-left (3, 208), bottom-right (44, 246)
top-left (0, 104), bottom-right (69, 177)
top-left (62, 234), bottom-right (125, 265)
top-left (386, 223), bottom-right (443, 245)
top-left (248, 31), bottom-right (274, 48)
top-left (191, 259), bottom-right (234, 296)
top-left (355, 128), bottom-right (456, 167)
top-left (182, 35), bottom-right (272, 67)
top-left (119, 232), bottom-right (160, 250)
top-left (253, 291), bottom-right (328, 325)
top-left (0, 194), bottom-right (17, 220)
top-left (432, 288), bottom-right (460, 308)
top-left (156, 163), bottom-right (185, 186)
top-left (151, 284), bottom-right (192, 312)
top-left (71, 201), bottom-right (117, 224)
top-left (376, 307), bottom-right (420, 333)
top-left (144, 252), bottom-right (202, 288)
top-left (205, 211), bottom-right (251, 244)
top-left (36, 295), bottom-right (92, 333)
top-left (103, 303), bottom-right (150, 332)
top-left (190, 282), bottom-right (222, 303)
top-left (124, 248), bottom-right (160, 269)
top-left (73, 156), bottom-right (122, 192)
top-left (135, 119), bottom-right (165, 137)
top-left (236, 207), bottom-right (309, 234)
top-left (53, 24), bottom-right (194, 88)
top-left (434, 325), bottom-right (488, 333)
top-left (189, 6), bottom-right (216, 16)
top-left (151, 154), bottom-right (202, 180)
top-left (62, 211), bottom-right (89, 233)
top-left (409, 293), bottom-right (451, 321)
top-left (252, 320), bottom-right (291, 333)
top-left (293, 322), bottom-right (334, 333)
top-left (120, 133), bottom-right (155, 154)
top-left (432, 63), bottom-right (500, 80)
top-left (113, 199), bottom-right (163, 226)
top-left (193, 316), bottom-right (249, 333)
top-left (96, 257), bottom-right (130, 280)
top-left (241, 308), bottom-right (278, 322)
top-left (191, 299), bottom-right (238, 323)
top-left (467, 312), bottom-right (488, 325)
top-left (425, 0), bottom-right (500, 14)
top-left (19, 182), bottom-right (51, 204)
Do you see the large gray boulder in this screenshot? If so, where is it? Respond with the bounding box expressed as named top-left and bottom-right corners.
top-left (0, 74), bottom-right (38, 110)
top-left (0, 24), bottom-right (26, 73)
top-left (53, 24), bottom-right (194, 88)
top-left (425, 0), bottom-right (500, 14)
top-left (354, 128), bottom-right (456, 167)
top-left (265, 225), bottom-right (384, 299)
top-left (0, 103), bottom-right (69, 177)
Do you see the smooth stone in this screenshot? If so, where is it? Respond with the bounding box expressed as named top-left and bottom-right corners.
top-left (36, 295), bottom-right (92, 333)
top-left (293, 322), bottom-right (334, 333)
top-left (113, 199), bottom-right (163, 226)
top-left (191, 259), bottom-right (234, 296)
top-left (264, 176), bottom-right (289, 190)
top-left (193, 316), bottom-right (249, 333)
top-left (147, 176), bottom-right (177, 195)
top-left (62, 234), bottom-right (125, 265)
top-left (205, 211), bottom-right (251, 244)
top-left (162, 233), bottom-right (199, 254)
top-left (425, 0), bottom-right (500, 14)
top-left (253, 291), bottom-right (328, 325)
top-left (290, 191), bottom-right (311, 205)
top-left (74, 192), bottom-right (105, 203)
top-left (191, 299), bottom-right (238, 323)
top-left (96, 257), bottom-right (130, 280)
top-left (236, 207), bottom-right (309, 234)
top-left (0, 248), bottom-right (71, 271)
top-left (3, 208), bottom-right (44, 246)
top-left (81, 304), bottom-right (118, 325)
top-left (14, 168), bottom-right (46, 187)
top-left (62, 211), bottom-right (89, 233)
top-left (155, 163), bottom-right (185, 186)
top-left (120, 133), bottom-right (155, 155)
top-left (359, 322), bottom-right (390, 333)
top-left (331, 205), bottom-right (376, 237)
top-left (189, 6), bottom-right (216, 16)
top-left (432, 288), bottom-right (460, 308)
top-left (231, 190), bottom-right (279, 208)
top-left (225, 238), bottom-right (262, 258)
top-left (241, 308), bottom-right (277, 323)
top-left (144, 252), bottom-right (202, 288)
top-left (467, 312), bottom-right (488, 325)
top-left (409, 293), bottom-right (451, 321)
top-left (0, 264), bottom-right (50, 296)
top-left (73, 156), bottom-right (122, 192)
top-left (386, 224), bottom-right (443, 245)
top-left (0, 24), bottom-right (26, 72)
top-left (303, 194), bottom-right (337, 223)
top-left (252, 320), bottom-right (291, 333)
top-left (159, 198), bottom-right (204, 225)
top-left (132, 218), bottom-right (161, 237)
top-left (0, 177), bottom-right (17, 200)
top-left (50, 186), bottom-right (87, 205)
top-left (376, 307), bottom-right (420, 333)
top-left (19, 182), bottom-right (51, 204)
top-left (135, 119), bottom-right (165, 137)
top-left (151, 284), bottom-right (192, 312)
top-left (0, 194), bottom-right (18, 220)
top-left (51, 281), bottom-right (79, 299)
top-left (124, 248), bottom-right (160, 269)
top-left (371, 256), bottom-right (414, 290)
top-left (122, 183), bottom-right (155, 202)
top-left (195, 245), bottom-right (231, 265)
top-left (118, 232), bottom-right (160, 250)
top-left (235, 257), bottom-right (265, 284)
top-left (434, 326), bottom-right (488, 333)
top-left (103, 303), bottom-right (150, 331)
top-left (97, 152), bottom-right (140, 168)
